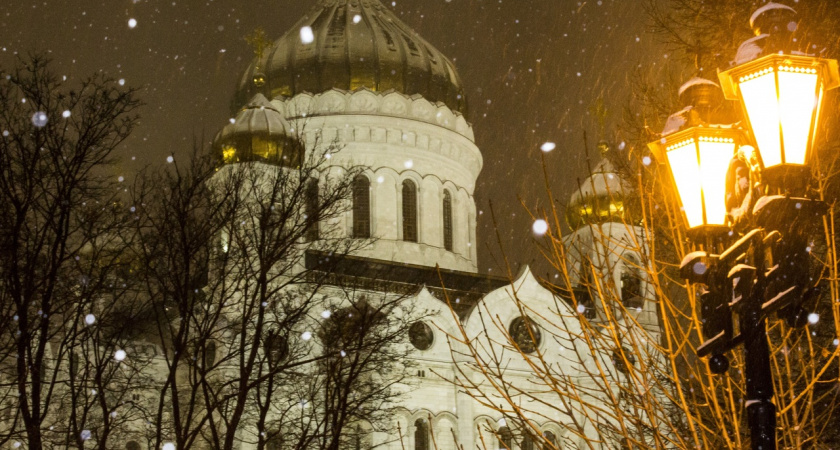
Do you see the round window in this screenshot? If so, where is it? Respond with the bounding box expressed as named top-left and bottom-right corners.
top-left (409, 321), bottom-right (434, 350)
top-left (509, 316), bottom-right (541, 354)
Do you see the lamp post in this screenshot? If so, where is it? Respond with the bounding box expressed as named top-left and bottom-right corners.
top-left (649, 7), bottom-right (839, 449)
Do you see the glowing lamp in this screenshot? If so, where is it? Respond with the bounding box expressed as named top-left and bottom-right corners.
top-left (650, 128), bottom-right (743, 233)
top-left (719, 54), bottom-right (839, 182)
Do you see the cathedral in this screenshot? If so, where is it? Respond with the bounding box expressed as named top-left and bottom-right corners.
top-left (209, 0), bottom-right (659, 448)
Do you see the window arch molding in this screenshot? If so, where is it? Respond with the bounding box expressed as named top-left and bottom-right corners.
top-left (442, 188), bottom-right (454, 251)
top-left (351, 173), bottom-right (374, 238)
top-left (619, 252), bottom-right (644, 310)
top-left (408, 409), bottom-right (436, 450)
top-left (540, 427), bottom-right (563, 449)
top-left (398, 173), bottom-right (423, 243)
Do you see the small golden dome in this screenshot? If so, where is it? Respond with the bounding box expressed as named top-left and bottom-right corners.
top-left (213, 94), bottom-right (301, 167)
top-left (566, 159), bottom-right (631, 229)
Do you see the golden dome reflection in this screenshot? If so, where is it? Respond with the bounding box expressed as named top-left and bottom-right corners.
top-left (213, 94), bottom-right (301, 167)
top-left (234, 0), bottom-right (468, 116)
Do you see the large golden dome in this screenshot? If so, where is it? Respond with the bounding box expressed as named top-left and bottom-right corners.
top-left (234, 0), bottom-right (468, 116)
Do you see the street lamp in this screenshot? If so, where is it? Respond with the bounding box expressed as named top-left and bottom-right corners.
top-left (719, 53), bottom-right (840, 189)
top-left (650, 8), bottom-right (839, 449)
top-left (649, 125), bottom-right (743, 237)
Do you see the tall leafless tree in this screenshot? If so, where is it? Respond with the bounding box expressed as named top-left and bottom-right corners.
top-left (0, 54), bottom-right (144, 449)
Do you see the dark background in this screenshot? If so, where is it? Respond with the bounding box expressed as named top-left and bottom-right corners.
top-left (0, 0), bottom-right (668, 277)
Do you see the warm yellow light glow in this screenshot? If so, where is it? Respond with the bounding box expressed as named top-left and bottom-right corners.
top-left (222, 146), bottom-right (237, 163)
top-left (251, 138), bottom-right (278, 160)
top-left (698, 138), bottom-right (736, 226)
top-left (740, 66), bottom-right (820, 167)
top-left (664, 137), bottom-right (735, 229)
top-left (740, 69), bottom-right (783, 167)
top-left (720, 55), bottom-right (839, 172)
top-left (778, 68), bottom-right (819, 165)
top-left (667, 140), bottom-right (705, 228)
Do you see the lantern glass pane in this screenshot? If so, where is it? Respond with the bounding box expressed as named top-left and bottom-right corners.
top-left (666, 141), bottom-right (704, 228)
top-left (740, 70), bottom-right (783, 167)
top-left (698, 140), bottom-right (736, 226)
top-left (778, 69), bottom-right (819, 165)
top-left (812, 82), bottom-right (825, 151)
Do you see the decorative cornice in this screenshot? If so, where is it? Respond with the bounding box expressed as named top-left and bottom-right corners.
top-left (270, 88), bottom-right (475, 142)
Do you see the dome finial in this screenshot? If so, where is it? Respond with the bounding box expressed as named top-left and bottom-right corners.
top-left (245, 27), bottom-right (271, 87)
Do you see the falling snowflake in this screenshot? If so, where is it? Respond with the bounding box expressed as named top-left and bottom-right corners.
top-left (807, 313), bottom-right (819, 325)
top-left (540, 142), bottom-right (556, 152)
top-left (321, 310), bottom-right (332, 319)
top-left (167, 156), bottom-right (174, 163)
top-left (532, 219), bottom-right (548, 236)
top-left (31, 112), bottom-right (48, 127)
top-left (300, 26), bottom-right (314, 44)
top-left (301, 331), bottom-right (312, 341)
top-left (128, 18), bottom-right (137, 29)
top-left (85, 314), bottom-right (96, 325)
top-left (62, 110), bottom-right (71, 118)
top-left (114, 349), bottom-right (127, 361)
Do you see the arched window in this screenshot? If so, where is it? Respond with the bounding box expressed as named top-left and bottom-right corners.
top-left (402, 180), bottom-right (418, 242)
top-left (69, 352), bottom-right (79, 377)
top-left (354, 428), bottom-right (362, 450)
top-left (203, 341), bottom-right (217, 368)
top-left (305, 178), bottom-right (319, 241)
top-left (352, 175), bottom-right (371, 238)
top-left (521, 434), bottom-right (535, 450)
top-left (543, 431), bottom-right (558, 449)
top-left (266, 430), bottom-right (283, 450)
top-left (415, 419), bottom-right (430, 450)
top-left (265, 329), bottom-right (288, 363)
top-left (125, 441), bottom-right (141, 450)
top-left (621, 256), bottom-right (644, 309)
top-left (442, 190), bottom-right (453, 251)
top-left (497, 426), bottom-right (512, 450)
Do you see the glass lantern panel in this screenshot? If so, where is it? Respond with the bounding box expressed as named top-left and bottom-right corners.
top-left (740, 70), bottom-right (783, 167)
top-left (778, 69), bottom-right (819, 165)
top-left (666, 141), bottom-right (704, 228)
top-left (698, 139), bottom-right (736, 226)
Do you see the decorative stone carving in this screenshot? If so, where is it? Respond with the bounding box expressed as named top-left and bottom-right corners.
top-left (349, 91), bottom-right (379, 112)
top-left (435, 108), bottom-right (454, 127)
top-left (287, 94), bottom-right (313, 117)
top-left (382, 94), bottom-right (409, 115)
top-left (273, 89), bottom-right (476, 141)
top-left (411, 98), bottom-right (435, 121)
top-left (318, 91), bottom-right (346, 113)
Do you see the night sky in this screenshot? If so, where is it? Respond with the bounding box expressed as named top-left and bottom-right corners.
top-left (0, 0), bottom-right (669, 277)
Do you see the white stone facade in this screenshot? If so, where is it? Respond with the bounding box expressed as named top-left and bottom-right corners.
top-left (274, 89), bottom-right (481, 273)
